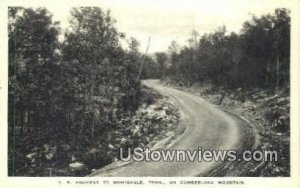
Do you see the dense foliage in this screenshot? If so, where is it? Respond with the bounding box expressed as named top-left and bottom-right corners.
top-left (8, 7), bottom-right (290, 176)
top-left (8, 7), bottom-right (141, 176)
top-left (164, 8), bottom-right (290, 90)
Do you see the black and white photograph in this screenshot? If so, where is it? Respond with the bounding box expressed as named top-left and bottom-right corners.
top-left (1, 0), bottom-right (300, 187)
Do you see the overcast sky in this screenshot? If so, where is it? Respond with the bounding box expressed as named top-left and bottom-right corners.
top-left (46, 0), bottom-right (290, 53)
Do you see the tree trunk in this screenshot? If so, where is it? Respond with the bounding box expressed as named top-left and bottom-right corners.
top-left (91, 117), bottom-right (95, 139)
top-left (276, 52), bottom-right (280, 92)
top-left (21, 108), bottom-right (28, 135)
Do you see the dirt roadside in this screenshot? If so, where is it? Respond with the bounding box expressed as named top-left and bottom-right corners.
top-left (160, 80), bottom-right (290, 177)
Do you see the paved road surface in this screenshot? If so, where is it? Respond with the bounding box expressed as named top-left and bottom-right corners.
top-left (90, 80), bottom-right (256, 176)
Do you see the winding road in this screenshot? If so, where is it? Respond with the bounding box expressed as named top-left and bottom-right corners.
top-left (90, 80), bottom-right (257, 176)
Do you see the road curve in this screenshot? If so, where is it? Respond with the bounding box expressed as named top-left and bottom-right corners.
top-left (90, 80), bottom-right (256, 177)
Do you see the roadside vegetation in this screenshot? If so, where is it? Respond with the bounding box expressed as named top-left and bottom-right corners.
top-left (8, 7), bottom-right (183, 176)
top-left (159, 8), bottom-right (290, 176)
top-left (8, 6), bottom-right (290, 177)
top-left (162, 81), bottom-right (289, 176)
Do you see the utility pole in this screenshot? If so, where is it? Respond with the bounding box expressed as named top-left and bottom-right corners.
top-left (136, 37), bottom-right (151, 82)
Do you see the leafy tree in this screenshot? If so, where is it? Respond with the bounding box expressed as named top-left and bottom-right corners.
top-left (61, 7), bottom-right (141, 140)
top-left (165, 8), bottom-right (290, 90)
top-left (240, 8), bottom-right (290, 88)
top-left (168, 40), bottom-right (180, 54)
top-left (8, 6), bottom-right (143, 176)
top-left (8, 7), bottom-right (60, 175)
top-left (127, 37), bottom-right (140, 53)
top-left (154, 52), bottom-right (168, 78)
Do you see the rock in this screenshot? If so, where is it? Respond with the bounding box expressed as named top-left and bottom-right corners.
top-left (139, 143), bottom-right (145, 148)
top-left (162, 106), bottom-right (169, 111)
top-left (274, 167), bottom-right (281, 173)
top-left (142, 136), bottom-right (150, 143)
top-left (89, 148), bottom-right (99, 154)
top-left (26, 153), bottom-right (37, 159)
top-left (165, 132), bottom-right (174, 137)
top-left (42, 144), bottom-right (57, 161)
top-left (144, 111), bottom-right (155, 119)
top-left (277, 97), bottom-right (287, 102)
top-left (242, 100), bottom-right (253, 107)
top-left (154, 105), bottom-right (163, 110)
top-left (142, 127), bottom-right (149, 134)
top-left (127, 139), bottom-right (134, 145)
top-left (163, 106), bottom-right (172, 114)
top-left (71, 155), bottom-right (77, 162)
top-left (113, 157), bottom-right (118, 162)
top-left (140, 111), bottom-right (147, 116)
top-left (43, 144), bottom-right (50, 152)
top-left (108, 144), bottom-right (115, 149)
top-left (69, 162), bottom-right (85, 171)
top-left (155, 110), bottom-right (166, 120)
top-left (61, 144), bottom-right (70, 151)
top-left (132, 126), bottom-right (141, 137)
top-left (120, 138), bottom-right (127, 145)
top-left (132, 117), bottom-right (140, 124)
top-left (32, 147), bottom-right (39, 152)
top-left (167, 117), bottom-right (175, 123)
top-left (45, 152), bottom-right (55, 160)
top-left (276, 132), bottom-right (283, 136)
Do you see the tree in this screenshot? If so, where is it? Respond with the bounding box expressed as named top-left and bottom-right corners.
top-left (167, 41), bottom-right (180, 79)
top-left (240, 8), bottom-right (290, 88)
top-left (168, 40), bottom-right (180, 54)
top-left (8, 7), bottom-right (143, 176)
top-left (61, 7), bottom-right (141, 140)
top-left (187, 30), bottom-right (199, 48)
top-left (165, 9), bottom-right (290, 90)
top-left (8, 7), bottom-right (60, 134)
top-left (8, 7), bottom-right (60, 175)
top-left (127, 37), bottom-right (140, 53)
top-left (154, 52), bottom-right (168, 78)
top-left (274, 8), bottom-right (290, 90)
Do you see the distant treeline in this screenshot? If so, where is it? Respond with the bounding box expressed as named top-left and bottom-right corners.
top-left (143, 8), bottom-right (290, 89)
top-left (8, 7), bottom-right (142, 175)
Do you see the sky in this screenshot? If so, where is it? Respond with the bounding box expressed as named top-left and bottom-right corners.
top-left (46, 0), bottom-right (291, 53)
